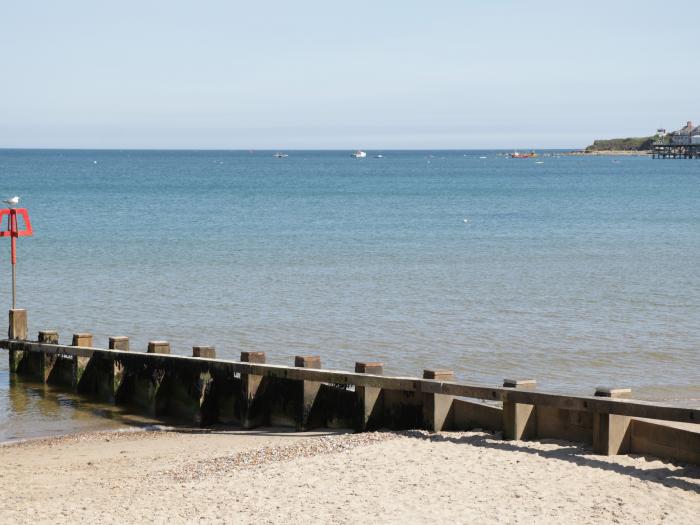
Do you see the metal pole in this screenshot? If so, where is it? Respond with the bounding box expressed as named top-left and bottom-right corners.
top-left (11, 261), bottom-right (15, 309)
top-left (10, 211), bottom-right (17, 309)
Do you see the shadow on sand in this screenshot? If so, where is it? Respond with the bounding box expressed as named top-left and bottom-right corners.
top-left (399, 430), bottom-right (700, 494)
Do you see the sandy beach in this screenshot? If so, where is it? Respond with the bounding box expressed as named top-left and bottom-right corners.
top-left (0, 427), bottom-right (697, 524)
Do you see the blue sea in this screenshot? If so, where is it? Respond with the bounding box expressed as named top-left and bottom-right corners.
top-left (0, 149), bottom-right (698, 441)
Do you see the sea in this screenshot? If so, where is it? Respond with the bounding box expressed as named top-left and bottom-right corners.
top-left (0, 149), bottom-right (698, 442)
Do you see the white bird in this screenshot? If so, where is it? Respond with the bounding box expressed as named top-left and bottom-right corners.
top-left (3, 196), bottom-right (19, 207)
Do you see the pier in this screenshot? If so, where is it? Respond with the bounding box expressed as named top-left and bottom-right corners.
top-left (652, 143), bottom-right (700, 159)
top-left (3, 308), bottom-right (698, 465)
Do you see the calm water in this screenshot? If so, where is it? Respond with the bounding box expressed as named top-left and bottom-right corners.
top-left (0, 149), bottom-right (698, 441)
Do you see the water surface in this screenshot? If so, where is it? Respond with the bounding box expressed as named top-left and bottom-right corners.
top-left (0, 150), bottom-right (698, 440)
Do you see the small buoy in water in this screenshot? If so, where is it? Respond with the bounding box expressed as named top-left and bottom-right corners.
top-left (463, 218), bottom-right (469, 223)
top-left (93, 160), bottom-right (97, 164)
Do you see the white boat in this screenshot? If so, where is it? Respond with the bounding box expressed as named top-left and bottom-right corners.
top-left (351, 150), bottom-right (367, 158)
top-left (273, 152), bottom-right (288, 158)
top-left (373, 154), bottom-right (384, 158)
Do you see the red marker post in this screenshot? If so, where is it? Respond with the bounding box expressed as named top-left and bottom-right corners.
top-left (0, 208), bottom-right (33, 309)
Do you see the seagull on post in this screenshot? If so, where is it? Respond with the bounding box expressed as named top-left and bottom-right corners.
top-left (3, 196), bottom-right (20, 207)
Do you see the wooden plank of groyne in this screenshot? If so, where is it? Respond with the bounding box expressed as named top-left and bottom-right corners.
top-left (504, 390), bottom-right (697, 424)
top-left (452, 399), bottom-right (503, 431)
top-left (630, 418), bottom-right (700, 465)
top-left (0, 338), bottom-right (420, 390)
top-left (240, 362), bottom-right (420, 392)
top-left (420, 379), bottom-right (697, 425)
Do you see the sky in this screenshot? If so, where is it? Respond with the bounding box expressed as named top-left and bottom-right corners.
top-left (1, 1), bottom-right (698, 149)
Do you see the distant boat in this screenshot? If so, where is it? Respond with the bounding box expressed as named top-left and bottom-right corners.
top-left (479, 156), bottom-right (487, 159)
top-left (373, 154), bottom-right (384, 158)
top-left (273, 152), bottom-right (288, 158)
top-left (352, 150), bottom-right (367, 158)
top-left (510, 151), bottom-right (538, 159)
top-left (535, 161), bottom-right (544, 164)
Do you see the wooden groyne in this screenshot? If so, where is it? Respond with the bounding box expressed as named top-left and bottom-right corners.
top-left (3, 308), bottom-right (699, 465)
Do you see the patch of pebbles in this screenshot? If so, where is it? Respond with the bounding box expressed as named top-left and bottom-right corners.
top-left (166, 431), bottom-right (400, 481)
top-left (0, 427), bottom-right (162, 449)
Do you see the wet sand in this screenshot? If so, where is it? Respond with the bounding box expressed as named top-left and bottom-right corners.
top-left (1, 427), bottom-right (698, 524)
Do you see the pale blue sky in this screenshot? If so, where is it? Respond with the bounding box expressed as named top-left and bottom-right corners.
top-left (1, 1), bottom-right (697, 149)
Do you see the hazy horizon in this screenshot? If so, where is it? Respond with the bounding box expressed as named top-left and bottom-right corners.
top-left (2, 1), bottom-right (697, 150)
top-left (0, 147), bottom-right (585, 152)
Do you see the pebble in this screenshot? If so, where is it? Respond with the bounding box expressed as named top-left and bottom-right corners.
top-left (166, 431), bottom-right (399, 482)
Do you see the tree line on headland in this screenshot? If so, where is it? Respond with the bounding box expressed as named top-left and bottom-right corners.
top-left (584, 136), bottom-right (655, 153)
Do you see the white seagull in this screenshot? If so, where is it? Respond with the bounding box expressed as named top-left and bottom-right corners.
top-left (3, 196), bottom-right (20, 207)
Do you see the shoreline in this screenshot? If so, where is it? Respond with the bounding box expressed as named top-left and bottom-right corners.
top-left (1, 427), bottom-right (698, 524)
top-left (564, 150), bottom-right (651, 156)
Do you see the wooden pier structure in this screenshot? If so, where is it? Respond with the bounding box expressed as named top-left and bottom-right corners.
top-left (652, 143), bottom-right (700, 159)
top-left (3, 308), bottom-right (699, 465)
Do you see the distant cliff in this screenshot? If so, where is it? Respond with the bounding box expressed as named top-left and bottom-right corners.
top-left (585, 137), bottom-right (655, 152)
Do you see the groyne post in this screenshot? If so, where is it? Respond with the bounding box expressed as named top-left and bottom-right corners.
top-left (355, 361), bottom-right (384, 431)
top-left (36, 330), bottom-right (59, 382)
top-left (8, 309), bottom-right (27, 372)
top-left (240, 351), bottom-right (267, 429)
top-left (422, 369), bottom-right (455, 432)
top-left (295, 355), bottom-right (321, 431)
top-left (91, 336), bottom-right (130, 402)
top-left (118, 340), bottom-right (171, 415)
top-left (148, 341), bottom-right (170, 354)
top-left (8, 309), bottom-right (27, 339)
top-left (193, 346), bottom-right (216, 358)
top-left (593, 387), bottom-right (632, 455)
top-left (156, 345), bottom-right (216, 425)
top-left (71, 333), bottom-right (93, 387)
top-left (109, 336), bottom-right (129, 351)
top-left (72, 332), bottom-right (123, 402)
top-left (502, 378), bottom-right (537, 440)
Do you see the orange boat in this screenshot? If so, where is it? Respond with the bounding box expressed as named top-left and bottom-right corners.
top-left (510, 151), bottom-right (538, 158)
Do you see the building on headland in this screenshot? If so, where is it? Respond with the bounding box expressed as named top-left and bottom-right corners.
top-left (652, 120), bottom-right (700, 158)
top-left (668, 121), bottom-right (699, 145)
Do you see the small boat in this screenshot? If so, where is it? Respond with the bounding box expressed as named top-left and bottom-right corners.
top-left (373, 154), bottom-right (384, 158)
top-left (352, 150), bottom-right (367, 158)
top-left (510, 151), bottom-right (538, 159)
top-left (273, 152), bottom-right (288, 158)
top-left (479, 156), bottom-right (487, 159)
